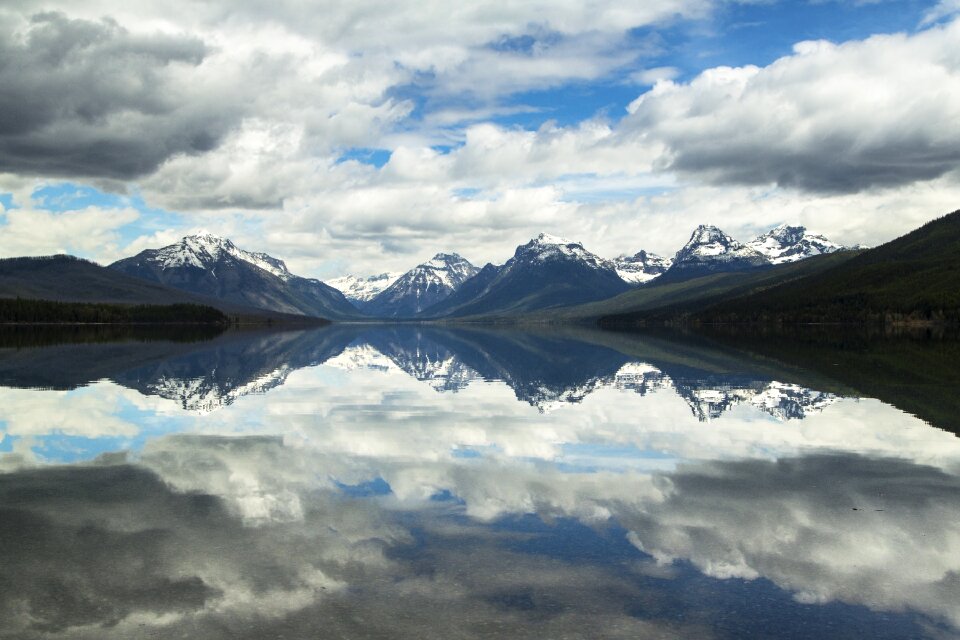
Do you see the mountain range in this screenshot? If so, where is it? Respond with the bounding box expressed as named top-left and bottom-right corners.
top-left (0, 221), bottom-right (858, 322)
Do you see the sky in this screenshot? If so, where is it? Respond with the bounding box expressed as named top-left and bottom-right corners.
top-left (0, 0), bottom-right (959, 279)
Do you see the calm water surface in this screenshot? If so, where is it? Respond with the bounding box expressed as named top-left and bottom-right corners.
top-left (1, 325), bottom-right (958, 639)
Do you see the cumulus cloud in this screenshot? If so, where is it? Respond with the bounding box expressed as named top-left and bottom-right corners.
top-left (0, 205), bottom-right (139, 260)
top-left (624, 19), bottom-right (960, 193)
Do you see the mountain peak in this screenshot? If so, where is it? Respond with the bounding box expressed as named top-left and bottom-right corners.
top-left (688, 224), bottom-right (731, 244)
top-left (613, 250), bottom-right (673, 284)
top-left (513, 234), bottom-right (611, 271)
top-left (425, 252), bottom-right (470, 268)
top-left (108, 234), bottom-right (362, 319)
top-left (747, 224), bottom-right (844, 264)
top-left (326, 271), bottom-right (403, 302)
top-left (363, 253), bottom-right (480, 317)
top-left (181, 230), bottom-right (235, 251)
top-left (535, 233), bottom-right (577, 246)
top-left (666, 224), bottom-right (769, 277)
top-left (143, 233), bottom-right (294, 281)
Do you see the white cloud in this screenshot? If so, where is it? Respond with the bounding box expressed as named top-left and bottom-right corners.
top-left (920, 0), bottom-right (960, 25)
top-left (0, 205), bottom-right (139, 261)
top-left (624, 19), bottom-right (960, 193)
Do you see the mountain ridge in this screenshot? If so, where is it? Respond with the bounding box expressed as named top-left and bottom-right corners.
top-left (109, 233), bottom-right (361, 320)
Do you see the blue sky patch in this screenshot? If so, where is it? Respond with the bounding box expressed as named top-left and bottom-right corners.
top-left (337, 148), bottom-right (393, 168)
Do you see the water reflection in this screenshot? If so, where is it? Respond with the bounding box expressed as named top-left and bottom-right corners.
top-left (1, 325), bottom-right (958, 639)
top-left (0, 325), bottom-right (846, 420)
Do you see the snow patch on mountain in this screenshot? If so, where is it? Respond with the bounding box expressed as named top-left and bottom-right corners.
top-left (613, 251), bottom-right (673, 284)
top-left (364, 253), bottom-right (480, 317)
top-left (514, 233), bottom-right (616, 270)
top-left (667, 225), bottom-right (770, 275)
top-left (155, 231), bottom-right (293, 280)
top-left (421, 253), bottom-right (479, 289)
top-left (747, 224), bottom-right (845, 264)
top-left (326, 272), bottom-right (403, 302)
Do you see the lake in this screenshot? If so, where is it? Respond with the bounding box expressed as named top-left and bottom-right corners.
top-left (1, 325), bottom-right (958, 639)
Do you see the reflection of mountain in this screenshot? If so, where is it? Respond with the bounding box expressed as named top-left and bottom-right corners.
top-left (318, 326), bottom-right (839, 420)
top-left (614, 362), bottom-right (837, 421)
top-left (0, 328), bottom-right (356, 412)
top-left (110, 331), bottom-right (358, 413)
top-left (0, 324), bottom-right (844, 420)
top-left (346, 327), bottom-right (483, 393)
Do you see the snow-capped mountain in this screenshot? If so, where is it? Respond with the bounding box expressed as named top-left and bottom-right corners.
top-left (325, 272), bottom-right (403, 302)
top-left (665, 224), bottom-right (770, 279)
top-left (746, 224), bottom-right (845, 264)
top-left (109, 232), bottom-right (362, 319)
top-left (421, 234), bottom-right (631, 318)
top-left (136, 231), bottom-right (295, 279)
top-left (363, 253), bottom-right (479, 318)
top-left (613, 250), bottom-right (673, 284)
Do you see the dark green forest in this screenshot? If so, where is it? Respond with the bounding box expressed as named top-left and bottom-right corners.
top-left (0, 297), bottom-right (228, 325)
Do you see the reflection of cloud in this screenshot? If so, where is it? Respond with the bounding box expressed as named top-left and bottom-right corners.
top-left (142, 435), bottom-right (960, 631)
top-left (0, 385), bottom-right (143, 438)
top-left (620, 454), bottom-right (960, 629)
top-left (5, 435), bottom-right (958, 637)
top-left (0, 459), bottom-right (397, 638)
top-left (138, 435), bottom-right (960, 633)
top-left (0, 444), bottom-right (704, 639)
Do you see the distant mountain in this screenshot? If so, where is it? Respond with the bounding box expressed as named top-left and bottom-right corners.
top-left (421, 234), bottom-right (631, 318)
top-left (363, 253), bottom-right (478, 318)
top-left (747, 224), bottom-right (844, 264)
top-left (664, 225), bottom-right (770, 279)
top-left (613, 250), bottom-right (673, 284)
top-left (691, 209), bottom-right (960, 324)
top-left (326, 272), bottom-right (403, 302)
top-left (418, 262), bottom-right (501, 318)
top-left (109, 233), bottom-right (362, 320)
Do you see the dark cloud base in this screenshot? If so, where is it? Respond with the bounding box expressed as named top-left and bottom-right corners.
top-left (0, 12), bottom-right (239, 181)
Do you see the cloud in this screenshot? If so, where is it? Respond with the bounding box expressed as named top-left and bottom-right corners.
top-left (920, 0), bottom-right (960, 25)
top-left (624, 19), bottom-right (960, 193)
top-left (0, 12), bottom-right (239, 181)
top-left (622, 454), bottom-right (960, 628)
top-left (0, 204), bottom-right (139, 260)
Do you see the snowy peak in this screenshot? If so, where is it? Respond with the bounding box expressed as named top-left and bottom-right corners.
top-left (535, 232), bottom-right (575, 245)
top-left (514, 233), bottom-right (614, 271)
top-left (683, 225), bottom-right (746, 255)
top-left (156, 232), bottom-right (293, 281)
top-left (613, 250), bottom-right (673, 284)
top-left (668, 224), bottom-right (770, 275)
top-left (325, 272), bottom-right (403, 302)
top-left (747, 224), bottom-right (845, 264)
top-left (110, 232), bottom-right (363, 319)
top-left (421, 252), bottom-right (478, 286)
top-left (364, 252), bottom-right (480, 317)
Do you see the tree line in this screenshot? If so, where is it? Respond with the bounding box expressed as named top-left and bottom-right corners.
top-left (0, 297), bottom-right (228, 324)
